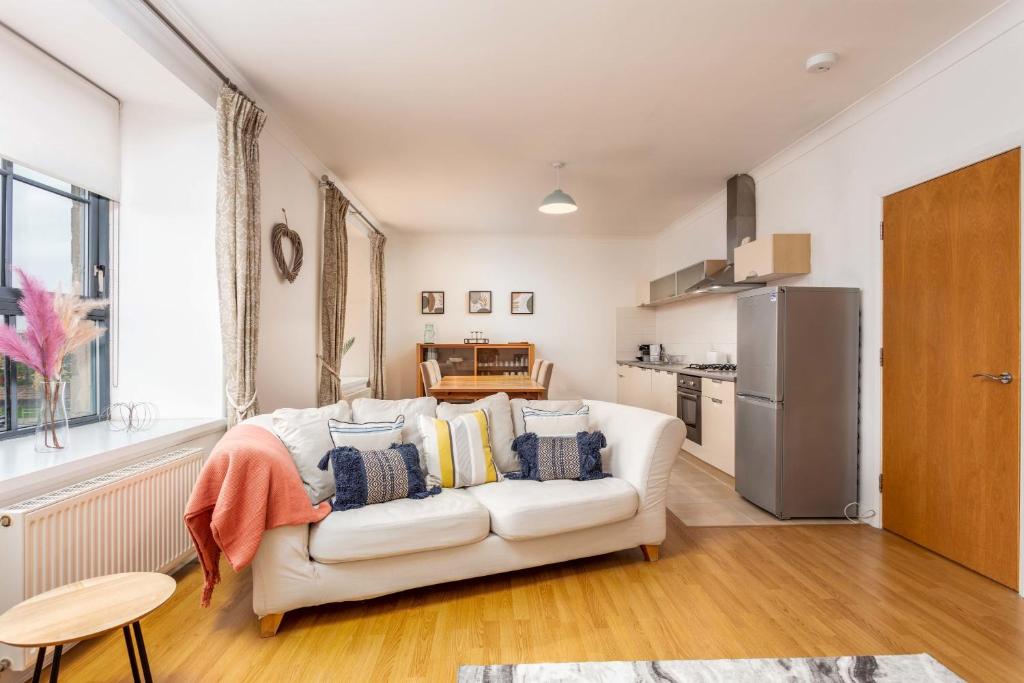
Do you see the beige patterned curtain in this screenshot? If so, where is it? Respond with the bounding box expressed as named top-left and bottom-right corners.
top-left (317, 181), bottom-right (350, 406)
top-left (215, 85), bottom-right (266, 426)
top-left (368, 230), bottom-right (387, 399)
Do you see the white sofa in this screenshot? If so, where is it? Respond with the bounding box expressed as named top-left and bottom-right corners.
top-left (247, 399), bottom-right (684, 636)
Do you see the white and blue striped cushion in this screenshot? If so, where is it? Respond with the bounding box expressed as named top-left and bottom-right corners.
top-left (328, 415), bottom-right (405, 448)
top-left (521, 405), bottom-right (590, 437)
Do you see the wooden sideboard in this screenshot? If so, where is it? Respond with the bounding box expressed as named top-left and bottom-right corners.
top-left (416, 343), bottom-right (535, 397)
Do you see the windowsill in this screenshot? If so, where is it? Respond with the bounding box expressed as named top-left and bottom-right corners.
top-left (0, 418), bottom-right (226, 506)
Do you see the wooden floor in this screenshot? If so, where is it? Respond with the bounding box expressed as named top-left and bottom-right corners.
top-left (38, 514), bottom-right (1024, 682)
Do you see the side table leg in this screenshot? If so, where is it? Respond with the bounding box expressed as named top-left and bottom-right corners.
top-left (31, 646), bottom-right (45, 683)
top-left (132, 622), bottom-right (153, 683)
top-left (48, 645), bottom-right (62, 683)
top-left (123, 626), bottom-right (141, 683)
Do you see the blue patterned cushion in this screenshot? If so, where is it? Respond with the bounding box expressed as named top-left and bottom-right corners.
top-left (508, 431), bottom-right (609, 481)
top-left (317, 443), bottom-right (440, 511)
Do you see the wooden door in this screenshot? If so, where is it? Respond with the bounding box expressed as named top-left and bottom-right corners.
top-left (883, 148), bottom-right (1020, 589)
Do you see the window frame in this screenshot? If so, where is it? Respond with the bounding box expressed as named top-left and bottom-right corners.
top-left (0, 160), bottom-right (110, 439)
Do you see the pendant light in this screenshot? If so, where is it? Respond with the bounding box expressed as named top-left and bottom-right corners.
top-left (538, 161), bottom-right (578, 214)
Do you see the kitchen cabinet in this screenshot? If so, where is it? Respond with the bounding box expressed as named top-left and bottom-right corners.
top-left (649, 273), bottom-right (677, 304)
top-left (617, 365), bottom-right (678, 416)
top-left (651, 369), bottom-right (677, 415)
top-left (616, 365), bottom-right (630, 404)
top-left (617, 364), bottom-right (649, 408)
top-left (733, 233), bottom-right (810, 284)
top-left (697, 378), bottom-right (736, 475)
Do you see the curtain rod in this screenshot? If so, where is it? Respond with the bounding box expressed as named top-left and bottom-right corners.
top-left (0, 21), bottom-right (120, 103)
top-left (136, 0), bottom-right (235, 89)
top-left (320, 175), bottom-right (383, 235)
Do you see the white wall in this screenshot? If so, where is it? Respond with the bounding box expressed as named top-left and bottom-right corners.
top-left (114, 97), bottom-right (221, 418)
top-left (652, 0), bottom-right (1024, 527)
top-left (615, 306), bottom-right (656, 362)
top-left (654, 196), bottom-right (739, 364)
top-left (386, 233), bottom-right (653, 401)
top-left (0, 24), bottom-right (120, 198)
top-left (257, 135), bottom-right (374, 412)
top-left (256, 136), bottom-right (320, 412)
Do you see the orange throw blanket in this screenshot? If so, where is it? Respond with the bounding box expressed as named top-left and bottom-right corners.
top-left (184, 424), bottom-right (331, 606)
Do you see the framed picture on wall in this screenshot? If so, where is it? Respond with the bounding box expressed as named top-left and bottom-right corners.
top-left (468, 290), bottom-right (492, 313)
top-left (511, 291), bottom-right (534, 315)
top-left (421, 291), bottom-right (445, 314)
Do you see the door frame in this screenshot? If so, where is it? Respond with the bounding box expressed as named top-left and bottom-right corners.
top-left (876, 130), bottom-right (1024, 596)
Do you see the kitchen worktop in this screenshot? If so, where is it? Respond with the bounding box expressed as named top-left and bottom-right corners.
top-left (616, 360), bottom-right (737, 382)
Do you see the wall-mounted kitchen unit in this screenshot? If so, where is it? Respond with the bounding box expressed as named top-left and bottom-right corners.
top-left (733, 233), bottom-right (811, 284)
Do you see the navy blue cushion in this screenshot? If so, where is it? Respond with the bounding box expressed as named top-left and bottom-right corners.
top-left (509, 431), bottom-right (610, 481)
top-left (317, 442), bottom-right (440, 511)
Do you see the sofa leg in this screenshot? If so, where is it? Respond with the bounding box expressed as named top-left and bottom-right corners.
top-left (640, 544), bottom-right (660, 562)
top-left (259, 613), bottom-right (284, 638)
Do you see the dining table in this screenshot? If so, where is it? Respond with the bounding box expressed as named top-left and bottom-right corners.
top-left (428, 375), bottom-right (546, 402)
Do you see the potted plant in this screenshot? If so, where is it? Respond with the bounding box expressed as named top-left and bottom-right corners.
top-left (0, 270), bottom-right (108, 452)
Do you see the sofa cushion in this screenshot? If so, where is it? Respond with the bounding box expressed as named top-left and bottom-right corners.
top-left (437, 393), bottom-right (516, 473)
top-left (271, 401), bottom-right (352, 504)
top-left (510, 431), bottom-right (609, 482)
top-left (352, 397), bottom-right (437, 466)
top-left (510, 398), bottom-right (585, 436)
top-left (317, 443), bottom-right (440, 511)
top-left (467, 477), bottom-right (638, 541)
top-left (328, 415), bottom-right (405, 450)
top-left (522, 404), bottom-right (591, 436)
top-left (308, 488), bottom-right (490, 563)
top-left (418, 411), bottom-right (501, 488)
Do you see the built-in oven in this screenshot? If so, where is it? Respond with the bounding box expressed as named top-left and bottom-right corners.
top-left (677, 374), bottom-right (701, 445)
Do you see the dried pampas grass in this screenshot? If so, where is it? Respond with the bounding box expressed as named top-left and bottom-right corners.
top-left (53, 290), bottom-right (108, 375)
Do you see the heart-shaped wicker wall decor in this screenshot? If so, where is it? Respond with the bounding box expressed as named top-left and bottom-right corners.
top-left (271, 222), bottom-right (303, 283)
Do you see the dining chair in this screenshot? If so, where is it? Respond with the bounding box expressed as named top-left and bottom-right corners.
top-left (537, 361), bottom-right (554, 398)
top-left (427, 359), bottom-right (441, 384)
top-left (420, 360), bottom-right (442, 393)
top-left (530, 359), bottom-right (544, 381)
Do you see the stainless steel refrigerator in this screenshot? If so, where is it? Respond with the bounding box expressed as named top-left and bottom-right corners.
top-left (735, 286), bottom-right (860, 518)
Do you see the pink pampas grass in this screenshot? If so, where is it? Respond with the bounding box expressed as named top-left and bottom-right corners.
top-left (0, 269), bottom-right (66, 378)
top-left (0, 269), bottom-right (108, 380)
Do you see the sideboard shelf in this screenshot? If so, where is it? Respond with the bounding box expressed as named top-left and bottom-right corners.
top-left (416, 343), bottom-right (535, 396)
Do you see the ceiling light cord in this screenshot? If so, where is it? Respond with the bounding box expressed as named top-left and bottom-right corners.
top-left (538, 161), bottom-right (578, 215)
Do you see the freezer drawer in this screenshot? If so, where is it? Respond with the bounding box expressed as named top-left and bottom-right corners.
top-left (737, 288), bottom-right (782, 401)
top-left (735, 394), bottom-right (783, 517)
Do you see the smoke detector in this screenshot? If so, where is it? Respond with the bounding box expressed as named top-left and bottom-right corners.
top-left (805, 52), bottom-right (838, 73)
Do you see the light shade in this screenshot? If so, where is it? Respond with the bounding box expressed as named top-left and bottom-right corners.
top-left (538, 188), bottom-right (578, 214)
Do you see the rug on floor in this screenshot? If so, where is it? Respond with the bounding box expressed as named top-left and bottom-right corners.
top-left (458, 653), bottom-right (962, 682)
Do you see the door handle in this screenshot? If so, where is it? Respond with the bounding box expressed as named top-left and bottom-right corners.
top-left (972, 371), bottom-right (1013, 384)
top-left (710, 397), bottom-right (723, 405)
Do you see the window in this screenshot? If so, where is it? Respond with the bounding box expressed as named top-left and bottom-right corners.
top-left (0, 160), bottom-right (110, 438)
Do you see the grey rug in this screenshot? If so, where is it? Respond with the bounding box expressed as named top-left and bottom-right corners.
top-left (458, 654), bottom-right (962, 682)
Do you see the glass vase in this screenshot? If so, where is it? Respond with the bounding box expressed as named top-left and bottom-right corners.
top-left (35, 380), bottom-right (69, 453)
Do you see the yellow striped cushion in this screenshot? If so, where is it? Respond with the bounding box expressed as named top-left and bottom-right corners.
top-left (418, 410), bottom-right (500, 488)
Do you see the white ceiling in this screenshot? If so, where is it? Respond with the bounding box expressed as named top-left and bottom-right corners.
top-left (17, 1), bottom-right (1009, 236)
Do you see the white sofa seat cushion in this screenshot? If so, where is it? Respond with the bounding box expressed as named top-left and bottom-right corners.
top-left (467, 477), bottom-right (639, 541)
top-left (308, 488), bottom-right (490, 563)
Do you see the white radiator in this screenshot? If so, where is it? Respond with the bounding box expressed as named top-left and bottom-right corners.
top-left (0, 447), bottom-right (203, 673)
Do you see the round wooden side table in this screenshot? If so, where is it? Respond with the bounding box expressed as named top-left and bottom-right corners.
top-left (0, 572), bottom-right (175, 683)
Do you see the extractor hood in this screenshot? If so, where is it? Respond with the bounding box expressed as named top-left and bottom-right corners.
top-left (684, 174), bottom-right (765, 295)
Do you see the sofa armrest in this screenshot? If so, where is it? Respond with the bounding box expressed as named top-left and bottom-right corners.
top-left (251, 522), bottom-right (319, 616)
top-left (584, 400), bottom-right (685, 514)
